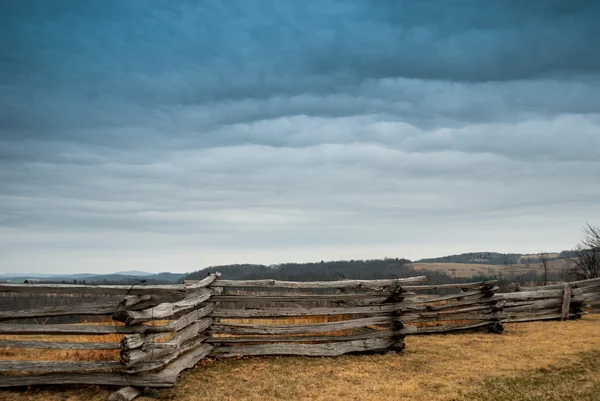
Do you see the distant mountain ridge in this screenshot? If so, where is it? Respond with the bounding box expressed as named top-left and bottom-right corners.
top-left (0, 271), bottom-right (186, 284)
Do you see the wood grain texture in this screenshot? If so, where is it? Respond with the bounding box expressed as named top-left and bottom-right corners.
top-left (0, 360), bottom-right (120, 373)
top-left (210, 304), bottom-right (395, 318)
top-left (213, 337), bottom-right (396, 357)
top-left (210, 276), bottom-right (426, 289)
top-left (113, 288), bottom-right (218, 325)
top-left (0, 340), bottom-right (120, 350)
top-left (210, 316), bottom-right (390, 335)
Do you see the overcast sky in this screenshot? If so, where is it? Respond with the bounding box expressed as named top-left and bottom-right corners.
top-left (1, 1), bottom-right (599, 274)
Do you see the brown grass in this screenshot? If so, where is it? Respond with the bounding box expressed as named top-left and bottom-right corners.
top-left (1, 315), bottom-right (599, 401)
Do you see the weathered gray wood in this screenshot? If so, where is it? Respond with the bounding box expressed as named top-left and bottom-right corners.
top-left (121, 334), bottom-right (144, 350)
top-left (503, 313), bottom-right (580, 323)
top-left (211, 304), bottom-right (396, 318)
top-left (411, 321), bottom-right (496, 334)
top-left (0, 324), bottom-right (146, 335)
top-left (0, 297), bottom-right (158, 321)
top-left (206, 328), bottom-right (416, 343)
top-left (213, 337), bottom-right (396, 357)
top-left (561, 284), bottom-right (572, 321)
top-left (143, 306), bottom-right (215, 334)
top-left (0, 371), bottom-right (176, 388)
top-left (143, 318), bottom-right (214, 345)
top-left (121, 322), bottom-right (208, 366)
top-left (0, 340), bottom-right (120, 350)
top-left (413, 297), bottom-right (501, 311)
top-left (113, 289), bottom-right (217, 325)
top-left (502, 299), bottom-right (562, 313)
top-left (497, 289), bottom-right (566, 301)
top-left (210, 316), bottom-right (390, 335)
top-left (182, 273), bottom-right (221, 290)
top-left (0, 360), bottom-right (120, 372)
top-left (108, 387), bottom-right (141, 401)
top-left (210, 276), bottom-right (426, 289)
top-left (211, 294), bottom-right (391, 303)
top-left (399, 312), bottom-right (503, 323)
top-left (0, 303), bottom-right (117, 321)
top-left (126, 341), bottom-right (212, 374)
top-left (402, 281), bottom-right (497, 291)
top-left (409, 287), bottom-right (499, 304)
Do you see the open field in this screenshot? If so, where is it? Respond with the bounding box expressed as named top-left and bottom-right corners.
top-left (1, 314), bottom-right (599, 401)
top-left (412, 259), bottom-right (570, 278)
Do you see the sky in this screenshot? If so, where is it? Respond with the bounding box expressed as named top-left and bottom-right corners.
top-left (1, 0), bottom-right (600, 274)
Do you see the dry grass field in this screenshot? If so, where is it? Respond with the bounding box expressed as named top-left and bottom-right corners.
top-left (411, 259), bottom-right (570, 278)
top-left (1, 315), bottom-right (599, 401)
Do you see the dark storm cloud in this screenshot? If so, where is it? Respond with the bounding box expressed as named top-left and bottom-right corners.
top-left (0, 0), bottom-right (599, 273)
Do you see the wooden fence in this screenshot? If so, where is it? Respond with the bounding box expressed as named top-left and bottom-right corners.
top-left (499, 278), bottom-right (600, 323)
top-left (0, 273), bottom-right (220, 390)
top-left (205, 276), bottom-right (428, 357)
top-left (401, 281), bottom-right (504, 334)
top-left (1, 274), bottom-right (599, 399)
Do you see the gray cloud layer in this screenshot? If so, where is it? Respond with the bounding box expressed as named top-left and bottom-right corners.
top-left (1, 1), bottom-right (599, 273)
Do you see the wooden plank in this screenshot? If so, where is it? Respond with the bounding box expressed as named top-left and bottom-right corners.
top-left (411, 321), bottom-right (495, 334)
top-left (210, 316), bottom-right (390, 335)
top-left (409, 287), bottom-right (499, 304)
top-left (561, 284), bottom-right (573, 321)
top-left (182, 273), bottom-right (221, 290)
top-left (0, 360), bottom-right (120, 373)
top-left (211, 294), bottom-right (391, 303)
top-left (210, 276), bottom-right (427, 289)
top-left (213, 337), bottom-right (396, 357)
top-left (0, 340), bottom-right (120, 350)
top-left (497, 289), bottom-right (566, 301)
top-left (144, 306), bottom-right (215, 334)
top-left (0, 324), bottom-right (146, 335)
top-left (402, 281), bottom-right (497, 291)
top-left (0, 372), bottom-right (175, 388)
top-left (206, 328), bottom-right (416, 344)
top-left (144, 318), bottom-right (213, 344)
top-left (113, 288), bottom-right (217, 325)
top-left (108, 387), bottom-right (141, 401)
top-left (211, 304), bottom-right (395, 318)
top-left (502, 313), bottom-right (580, 323)
top-left (0, 303), bottom-right (119, 322)
top-left (400, 312), bottom-right (503, 323)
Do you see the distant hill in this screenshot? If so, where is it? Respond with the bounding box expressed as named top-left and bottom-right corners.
top-left (1, 272), bottom-right (186, 284)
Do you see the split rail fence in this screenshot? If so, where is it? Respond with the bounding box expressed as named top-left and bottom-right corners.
top-left (500, 277), bottom-right (600, 322)
top-left (1, 274), bottom-right (599, 398)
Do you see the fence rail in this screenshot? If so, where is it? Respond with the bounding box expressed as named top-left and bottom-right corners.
top-left (1, 273), bottom-right (599, 401)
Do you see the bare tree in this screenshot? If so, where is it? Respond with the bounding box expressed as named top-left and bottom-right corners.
top-left (538, 252), bottom-right (549, 286)
top-left (570, 224), bottom-right (600, 280)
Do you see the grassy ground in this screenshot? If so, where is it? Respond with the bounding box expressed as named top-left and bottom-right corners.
top-left (1, 315), bottom-right (599, 401)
